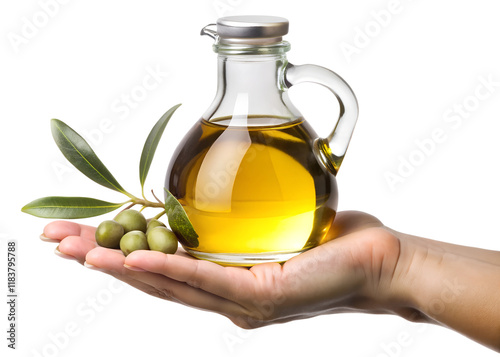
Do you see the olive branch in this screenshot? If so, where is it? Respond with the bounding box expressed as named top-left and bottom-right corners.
top-left (22, 103), bottom-right (198, 248)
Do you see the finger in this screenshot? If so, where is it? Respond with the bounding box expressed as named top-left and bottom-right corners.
top-left (80, 225), bottom-right (97, 242)
top-left (58, 235), bottom-right (98, 262)
top-left (85, 247), bottom-right (126, 271)
top-left (85, 248), bottom-right (177, 301)
top-left (81, 250), bottom-right (182, 308)
top-left (40, 234), bottom-right (62, 243)
top-left (43, 221), bottom-right (97, 242)
top-left (43, 221), bottom-right (80, 240)
top-left (124, 250), bottom-right (253, 301)
top-left (86, 248), bottom-right (246, 317)
top-left (106, 272), bottom-right (167, 301)
top-left (174, 246), bottom-right (195, 260)
top-left (125, 267), bottom-right (247, 318)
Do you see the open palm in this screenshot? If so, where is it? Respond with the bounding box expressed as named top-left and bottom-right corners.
top-left (43, 211), bottom-right (401, 328)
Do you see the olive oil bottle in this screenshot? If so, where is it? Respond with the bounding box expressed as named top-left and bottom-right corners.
top-left (165, 16), bottom-right (358, 265)
top-left (166, 117), bottom-right (337, 265)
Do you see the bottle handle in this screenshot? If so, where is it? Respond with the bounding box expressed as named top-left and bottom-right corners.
top-left (284, 63), bottom-right (358, 175)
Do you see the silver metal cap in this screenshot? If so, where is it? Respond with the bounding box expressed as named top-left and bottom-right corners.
top-left (215, 16), bottom-right (289, 45)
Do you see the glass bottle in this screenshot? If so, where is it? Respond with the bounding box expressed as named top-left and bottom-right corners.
top-left (166, 16), bottom-right (358, 265)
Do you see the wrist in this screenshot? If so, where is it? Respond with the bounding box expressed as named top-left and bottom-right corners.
top-left (359, 228), bottom-right (438, 322)
top-left (385, 230), bottom-right (468, 325)
top-left (349, 228), bottom-right (424, 320)
top-left (388, 232), bottom-right (436, 321)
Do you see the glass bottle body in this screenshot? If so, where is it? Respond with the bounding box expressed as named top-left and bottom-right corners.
top-left (166, 117), bottom-right (338, 265)
top-left (165, 37), bottom-right (355, 265)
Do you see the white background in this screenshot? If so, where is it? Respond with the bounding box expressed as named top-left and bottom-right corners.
top-left (1, 0), bottom-right (500, 356)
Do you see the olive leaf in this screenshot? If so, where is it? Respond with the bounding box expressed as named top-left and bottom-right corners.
top-left (164, 188), bottom-right (199, 248)
top-left (22, 196), bottom-right (125, 219)
top-left (139, 104), bottom-right (182, 192)
top-left (51, 119), bottom-right (128, 195)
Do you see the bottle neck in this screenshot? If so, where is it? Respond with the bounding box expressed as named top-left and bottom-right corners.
top-left (218, 54), bottom-right (285, 93)
top-left (203, 51), bottom-right (301, 126)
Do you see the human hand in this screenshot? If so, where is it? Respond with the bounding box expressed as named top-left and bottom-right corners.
top-left (42, 211), bottom-right (408, 328)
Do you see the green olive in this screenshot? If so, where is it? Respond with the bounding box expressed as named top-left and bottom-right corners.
top-left (114, 210), bottom-right (147, 233)
top-left (146, 219), bottom-right (166, 233)
top-left (95, 220), bottom-right (124, 248)
top-left (120, 230), bottom-right (149, 256)
top-left (147, 227), bottom-right (178, 254)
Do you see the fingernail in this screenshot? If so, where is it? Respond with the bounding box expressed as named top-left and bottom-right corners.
top-left (123, 264), bottom-right (146, 272)
top-left (54, 246), bottom-right (76, 260)
top-left (41, 234), bottom-right (59, 243)
top-left (84, 261), bottom-right (105, 272)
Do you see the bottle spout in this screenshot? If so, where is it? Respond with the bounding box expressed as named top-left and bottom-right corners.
top-left (200, 24), bottom-right (218, 40)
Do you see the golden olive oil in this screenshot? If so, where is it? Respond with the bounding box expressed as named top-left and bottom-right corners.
top-left (166, 117), bottom-right (338, 263)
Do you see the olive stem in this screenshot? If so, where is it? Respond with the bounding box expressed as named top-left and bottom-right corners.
top-left (119, 201), bottom-right (136, 213)
top-left (119, 193), bottom-right (164, 214)
top-left (151, 190), bottom-right (163, 205)
top-left (122, 191), bottom-right (136, 200)
top-left (130, 196), bottom-right (165, 209)
top-left (152, 210), bottom-right (166, 220)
